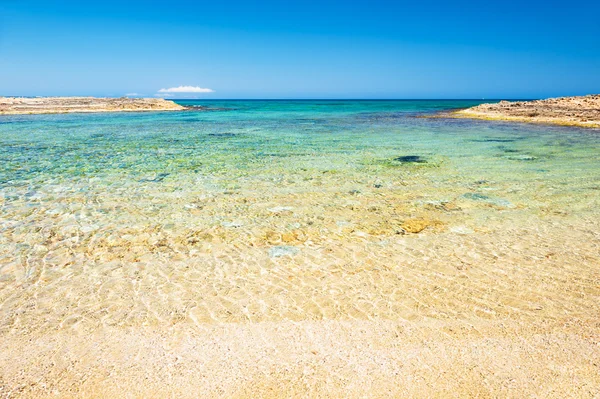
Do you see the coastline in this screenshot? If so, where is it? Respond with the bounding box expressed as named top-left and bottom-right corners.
top-left (447, 95), bottom-right (600, 128)
top-left (0, 96), bottom-right (186, 115)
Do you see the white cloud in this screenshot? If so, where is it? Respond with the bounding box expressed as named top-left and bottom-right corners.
top-left (125, 93), bottom-right (140, 96)
top-left (157, 85), bottom-right (214, 94)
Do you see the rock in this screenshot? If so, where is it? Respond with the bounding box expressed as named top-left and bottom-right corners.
top-left (476, 138), bottom-right (517, 143)
top-left (461, 193), bottom-right (514, 208)
top-left (454, 95), bottom-right (600, 128)
top-left (394, 155), bottom-right (427, 163)
top-left (281, 232), bottom-right (296, 243)
top-left (401, 219), bottom-right (431, 233)
top-left (421, 200), bottom-right (461, 212)
top-left (504, 155), bottom-right (537, 161)
top-left (139, 173), bottom-right (169, 183)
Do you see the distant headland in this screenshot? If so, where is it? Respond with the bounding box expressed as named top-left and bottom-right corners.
top-left (0, 97), bottom-right (186, 115)
top-left (452, 95), bottom-right (600, 128)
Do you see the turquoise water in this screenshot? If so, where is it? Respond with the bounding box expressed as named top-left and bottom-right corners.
top-left (1, 100), bottom-right (599, 329)
top-left (2, 100), bottom-right (599, 216)
top-left (2, 99), bottom-right (599, 188)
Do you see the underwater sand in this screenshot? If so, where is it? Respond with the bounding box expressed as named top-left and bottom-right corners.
top-left (1, 100), bottom-right (599, 397)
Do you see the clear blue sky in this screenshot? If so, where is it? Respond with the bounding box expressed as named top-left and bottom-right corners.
top-left (1, 0), bottom-right (599, 99)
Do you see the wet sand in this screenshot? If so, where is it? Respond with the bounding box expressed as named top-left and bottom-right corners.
top-left (0, 97), bottom-right (185, 115)
top-left (452, 95), bottom-right (600, 128)
top-left (2, 176), bottom-right (599, 397)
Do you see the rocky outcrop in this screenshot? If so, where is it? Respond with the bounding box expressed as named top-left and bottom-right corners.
top-left (0, 97), bottom-right (186, 115)
top-left (454, 95), bottom-right (600, 128)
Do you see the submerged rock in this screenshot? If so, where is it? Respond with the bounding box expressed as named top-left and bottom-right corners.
top-left (505, 154), bottom-right (537, 161)
top-left (269, 246), bottom-right (300, 258)
top-left (421, 200), bottom-right (461, 212)
top-left (462, 192), bottom-right (514, 208)
top-left (394, 155), bottom-right (427, 163)
top-left (401, 218), bottom-right (431, 233)
top-left (474, 138), bottom-right (517, 143)
top-left (139, 173), bottom-right (169, 183)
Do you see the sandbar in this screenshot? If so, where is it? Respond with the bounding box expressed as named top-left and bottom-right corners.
top-left (0, 97), bottom-right (185, 115)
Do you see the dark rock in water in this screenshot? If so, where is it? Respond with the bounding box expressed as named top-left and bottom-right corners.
top-left (505, 155), bottom-right (537, 161)
top-left (463, 193), bottom-right (490, 201)
top-left (473, 138), bottom-right (517, 143)
top-left (139, 173), bottom-right (169, 183)
top-left (208, 132), bottom-right (237, 137)
top-left (394, 155), bottom-right (427, 163)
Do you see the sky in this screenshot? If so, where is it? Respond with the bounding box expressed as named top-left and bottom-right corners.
top-left (0, 0), bottom-right (599, 99)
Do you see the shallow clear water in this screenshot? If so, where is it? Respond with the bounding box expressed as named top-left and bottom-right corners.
top-left (1, 100), bottom-right (599, 331)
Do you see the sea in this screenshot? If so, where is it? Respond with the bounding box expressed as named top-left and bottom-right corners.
top-left (0, 100), bottom-right (599, 396)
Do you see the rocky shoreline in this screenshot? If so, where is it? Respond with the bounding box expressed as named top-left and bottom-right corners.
top-left (452, 95), bottom-right (600, 128)
top-left (0, 97), bottom-right (186, 115)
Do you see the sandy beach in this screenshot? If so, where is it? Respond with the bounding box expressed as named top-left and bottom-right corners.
top-left (1, 100), bottom-right (599, 397)
top-left (0, 97), bottom-right (185, 115)
top-left (452, 95), bottom-right (600, 128)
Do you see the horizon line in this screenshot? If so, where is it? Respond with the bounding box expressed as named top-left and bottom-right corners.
top-left (169, 98), bottom-right (534, 101)
top-left (1, 96), bottom-right (538, 101)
